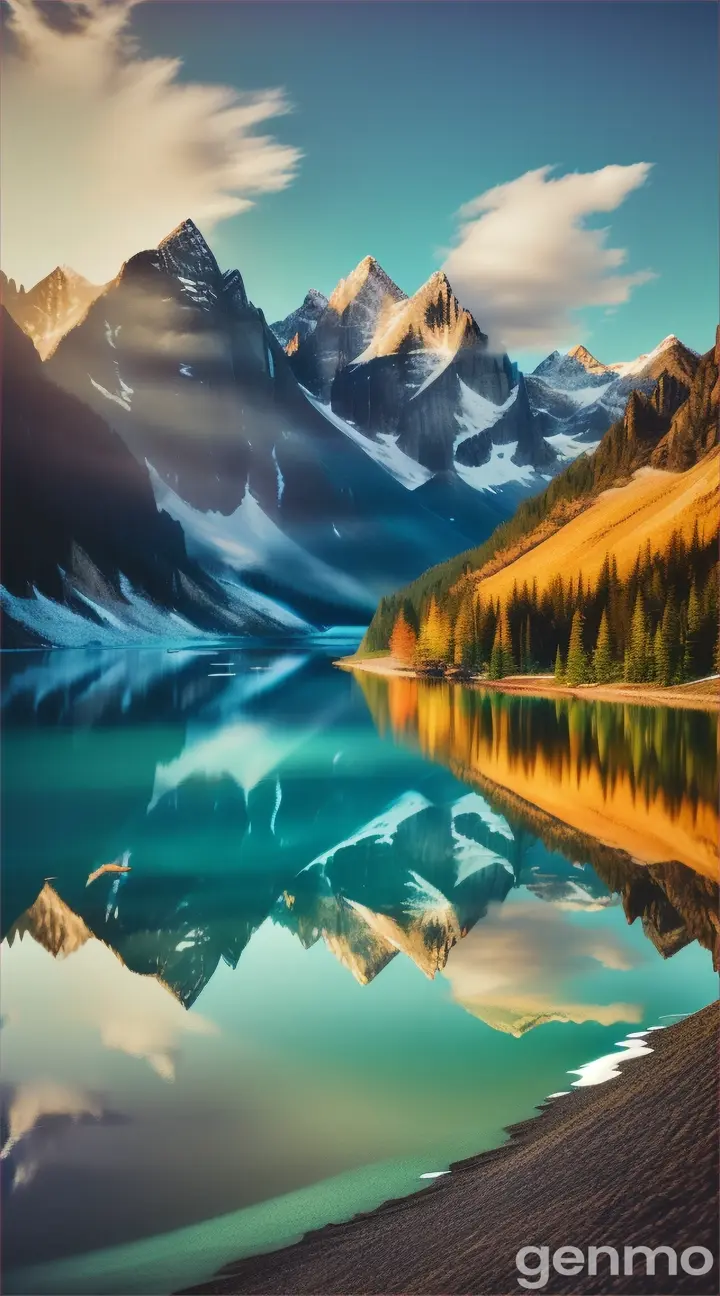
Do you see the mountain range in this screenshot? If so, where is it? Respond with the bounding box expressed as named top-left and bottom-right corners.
top-left (0, 220), bottom-right (704, 646)
top-left (361, 325), bottom-right (719, 669)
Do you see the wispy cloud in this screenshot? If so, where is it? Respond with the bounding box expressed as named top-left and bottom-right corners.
top-left (443, 164), bottom-right (655, 351)
top-left (1, 0), bottom-right (302, 286)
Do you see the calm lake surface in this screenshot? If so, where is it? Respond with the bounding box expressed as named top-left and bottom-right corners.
top-left (2, 646), bottom-right (718, 1295)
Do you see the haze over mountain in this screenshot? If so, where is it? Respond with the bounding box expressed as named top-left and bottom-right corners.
top-left (0, 216), bottom-right (705, 648)
top-left (2, 221), bottom-right (495, 646)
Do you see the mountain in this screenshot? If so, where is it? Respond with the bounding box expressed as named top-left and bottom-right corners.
top-left (19, 220), bottom-right (489, 642)
top-left (533, 343), bottom-right (612, 390)
top-left (290, 261), bottom-right (564, 510)
top-left (270, 288), bottom-right (328, 349)
top-left (360, 330), bottom-right (719, 675)
top-left (330, 270), bottom-right (516, 466)
top-left (0, 309), bottom-right (307, 647)
top-left (288, 255), bottom-right (408, 399)
top-left (0, 265), bottom-right (103, 359)
top-left (526, 334), bottom-right (701, 454)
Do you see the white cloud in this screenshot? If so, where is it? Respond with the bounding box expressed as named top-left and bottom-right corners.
top-left (443, 164), bottom-right (655, 352)
top-left (1, 0), bottom-right (302, 286)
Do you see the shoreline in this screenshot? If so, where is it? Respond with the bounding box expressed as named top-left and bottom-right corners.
top-left (182, 1002), bottom-right (719, 1295)
top-left (337, 656), bottom-right (720, 711)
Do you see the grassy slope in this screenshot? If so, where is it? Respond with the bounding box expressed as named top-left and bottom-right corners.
top-left (362, 335), bottom-right (719, 650)
top-left (472, 446), bottom-right (719, 606)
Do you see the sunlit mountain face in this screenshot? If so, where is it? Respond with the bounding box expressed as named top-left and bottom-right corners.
top-left (1, 648), bottom-right (717, 1293)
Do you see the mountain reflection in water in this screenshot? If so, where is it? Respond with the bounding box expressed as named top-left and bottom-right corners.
top-left (1, 648), bottom-right (718, 1286)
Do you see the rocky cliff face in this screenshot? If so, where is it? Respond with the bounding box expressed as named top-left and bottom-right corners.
top-left (456, 375), bottom-right (556, 470)
top-left (289, 256), bottom-right (407, 399)
top-left (271, 288), bottom-right (329, 349)
top-left (650, 330), bottom-right (719, 470)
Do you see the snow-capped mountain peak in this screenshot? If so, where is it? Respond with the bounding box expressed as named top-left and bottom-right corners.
top-left (608, 334), bottom-right (694, 378)
top-left (566, 343), bottom-right (611, 376)
top-left (327, 255), bottom-right (405, 317)
top-left (354, 268), bottom-right (485, 364)
top-left (533, 345), bottom-right (612, 391)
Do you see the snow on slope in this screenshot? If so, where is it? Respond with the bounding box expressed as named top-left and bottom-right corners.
top-left (148, 462), bottom-right (372, 609)
top-left (305, 392), bottom-right (433, 490)
top-left (545, 431), bottom-right (601, 461)
top-left (455, 443), bottom-right (537, 493)
top-left (454, 381), bottom-right (519, 450)
top-left (608, 335), bottom-right (696, 379)
top-left (0, 580), bottom-right (211, 649)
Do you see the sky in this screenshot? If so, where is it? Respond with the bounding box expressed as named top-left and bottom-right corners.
top-left (2, 0), bottom-right (717, 369)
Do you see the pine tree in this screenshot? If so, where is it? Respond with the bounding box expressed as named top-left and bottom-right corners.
top-left (389, 610), bottom-right (417, 665)
top-left (654, 593), bottom-right (681, 686)
top-left (565, 609), bottom-right (587, 686)
top-left (453, 596), bottom-right (475, 669)
top-left (488, 605), bottom-right (514, 679)
top-left (652, 623), bottom-right (664, 685)
top-left (683, 581), bottom-right (702, 680)
top-left (416, 596), bottom-right (451, 668)
top-left (523, 616), bottom-right (532, 674)
top-left (625, 593), bottom-right (650, 682)
top-left (554, 645), bottom-right (564, 682)
top-left (592, 610), bottom-right (614, 683)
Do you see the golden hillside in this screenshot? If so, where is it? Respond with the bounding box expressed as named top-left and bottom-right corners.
top-left (470, 446), bottom-right (719, 607)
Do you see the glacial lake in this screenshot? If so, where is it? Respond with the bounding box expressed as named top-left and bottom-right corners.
top-left (1, 645), bottom-right (718, 1295)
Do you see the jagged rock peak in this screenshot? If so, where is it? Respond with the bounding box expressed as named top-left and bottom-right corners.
top-left (304, 287), bottom-right (329, 309)
top-left (270, 286), bottom-right (330, 347)
top-left (532, 345), bottom-right (611, 390)
top-left (154, 217), bottom-right (222, 306)
top-left (356, 267), bottom-right (487, 362)
top-left (158, 217), bottom-right (210, 254)
top-left (566, 343), bottom-right (609, 375)
top-left (328, 256), bottom-right (406, 315)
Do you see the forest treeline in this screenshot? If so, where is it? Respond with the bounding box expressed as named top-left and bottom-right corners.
top-left (367, 524), bottom-right (719, 685)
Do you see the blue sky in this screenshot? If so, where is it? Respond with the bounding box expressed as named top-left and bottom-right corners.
top-left (5, 1), bottom-right (717, 370)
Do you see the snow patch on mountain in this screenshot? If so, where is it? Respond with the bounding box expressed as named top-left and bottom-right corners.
top-left (0, 581), bottom-right (210, 649)
top-left (147, 462), bottom-right (371, 610)
top-left (305, 393), bottom-right (433, 490)
top-left (455, 440), bottom-right (536, 493)
top-left (454, 381), bottom-right (519, 449)
top-left (608, 334), bottom-right (698, 379)
top-left (545, 430), bottom-right (601, 461)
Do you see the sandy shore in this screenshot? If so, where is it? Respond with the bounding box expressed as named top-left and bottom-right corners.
top-left (182, 1003), bottom-right (719, 1295)
top-left (337, 656), bottom-right (720, 711)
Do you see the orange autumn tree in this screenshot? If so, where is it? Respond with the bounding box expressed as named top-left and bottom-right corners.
top-left (389, 609), bottom-right (417, 665)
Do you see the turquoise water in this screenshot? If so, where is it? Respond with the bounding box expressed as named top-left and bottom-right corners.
top-left (1, 647), bottom-right (717, 1295)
